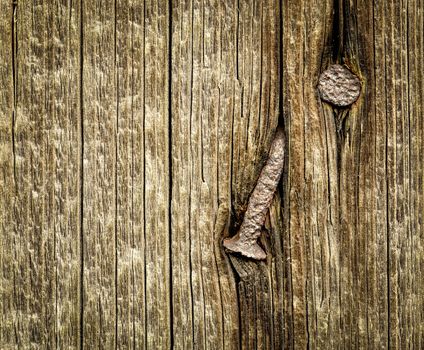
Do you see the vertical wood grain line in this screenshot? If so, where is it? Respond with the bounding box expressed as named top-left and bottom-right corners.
top-left (0, 0), bottom-right (14, 346)
top-left (168, 0), bottom-right (174, 349)
top-left (11, 1), bottom-right (17, 185)
top-left (114, 1), bottom-right (118, 348)
top-left (143, 2), bottom-right (147, 346)
top-left (79, 0), bottom-right (84, 348)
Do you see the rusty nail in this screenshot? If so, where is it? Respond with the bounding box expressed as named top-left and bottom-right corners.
top-left (318, 64), bottom-right (361, 107)
top-left (223, 128), bottom-right (285, 260)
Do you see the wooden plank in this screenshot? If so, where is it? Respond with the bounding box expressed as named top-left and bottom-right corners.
top-left (351, 0), bottom-right (388, 347)
top-left (221, 0), bottom-right (281, 348)
top-left (281, 0), bottom-right (340, 348)
top-left (0, 1), bottom-right (15, 347)
top-left (337, 1), bottom-right (372, 346)
top-left (143, 0), bottom-right (172, 348)
top-left (0, 1), bottom-right (82, 348)
top-left (115, 0), bottom-right (146, 349)
top-left (4, 2), bottom-right (45, 347)
top-left (229, 1), bottom-right (283, 347)
top-left (380, 0), bottom-right (423, 347)
top-left (369, 0), bottom-right (391, 347)
top-left (338, 0), bottom-right (423, 348)
top-left (170, 0), bottom-right (198, 346)
top-left (12, 3), bottom-right (55, 345)
top-left (48, 2), bottom-right (82, 348)
top-left (171, 0), bottom-right (236, 348)
top-left (171, 0), bottom-right (281, 348)
top-left (81, 0), bottom-right (117, 347)
top-left (407, 0), bottom-right (424, 346)
top-left (228, 0), bottom-right (281, 347)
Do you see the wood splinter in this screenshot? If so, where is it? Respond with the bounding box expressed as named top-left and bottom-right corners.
top-left (223, 128), bottom-right (285, 260)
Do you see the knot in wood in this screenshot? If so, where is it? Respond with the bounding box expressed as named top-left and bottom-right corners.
top-left (318, 64), bottom-right (361, 107)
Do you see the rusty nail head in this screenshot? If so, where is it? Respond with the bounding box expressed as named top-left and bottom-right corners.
top-left (318, 64), bottom-right (361, 107)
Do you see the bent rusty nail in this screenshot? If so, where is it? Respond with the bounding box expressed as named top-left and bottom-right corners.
top-left (223, 128), bottom-right (285, 260)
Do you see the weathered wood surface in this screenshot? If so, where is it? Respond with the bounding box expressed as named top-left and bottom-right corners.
top-left (1, 0), bottom-right (423, 349)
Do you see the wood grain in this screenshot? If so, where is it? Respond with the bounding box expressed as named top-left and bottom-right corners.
top-left (1, 1), bottom-right (82, 348)
top-left (81, 0), bottom-right (117, 348)
top-left (0, 0), bottom-right (15, 346)
top-left (143, 0), bottom-right (171, 348)
top-left (115, 1), bottom-right (146, 348)
top-left (1, 0), bottom-right (423, 349)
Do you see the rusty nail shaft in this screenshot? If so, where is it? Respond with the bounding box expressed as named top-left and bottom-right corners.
top-left (223, 128), bottom-right (285, 260)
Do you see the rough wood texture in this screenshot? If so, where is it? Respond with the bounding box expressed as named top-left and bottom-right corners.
top-left (1, 1), bottom-right (82, 348)
top-left (1, 0), bottom-right (423, 349)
